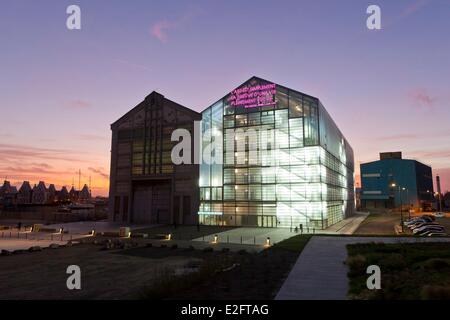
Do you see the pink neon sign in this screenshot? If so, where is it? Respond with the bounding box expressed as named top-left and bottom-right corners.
top-left (227, 83), bottom-right (276, 109)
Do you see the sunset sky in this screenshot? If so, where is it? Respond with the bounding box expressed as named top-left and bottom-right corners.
top-left (1, 0), bottom-right (449, 196)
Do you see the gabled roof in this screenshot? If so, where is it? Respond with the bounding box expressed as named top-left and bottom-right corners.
top-left (111, 91), bottom-right (201, 129)
top-left (201, 76), bottom-right (319, 112)
top-left (19, 181), bottom-right (32, 192)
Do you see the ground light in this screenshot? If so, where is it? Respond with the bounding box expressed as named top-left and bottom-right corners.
top-left (167, 233), bottom-right (172, 241)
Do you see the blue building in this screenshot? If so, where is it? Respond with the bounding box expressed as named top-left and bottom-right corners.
top-left (360, 152), bottom-right (434, 211)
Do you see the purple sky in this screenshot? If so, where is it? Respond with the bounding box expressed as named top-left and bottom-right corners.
top-left (1, 0), bottom-right (449, 195)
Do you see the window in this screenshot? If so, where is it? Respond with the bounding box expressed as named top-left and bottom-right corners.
top-left (224, 185), bottom-right (235, 200)
top-left (249, 168), bottom-right (262, 183)
top-left (224, 115), bottom-right (235, 128)
top-left (248, 112), bottom-right (261, 126)
top-left (235, 168), bottom-right (248, 184)
top-left (118, 129), bottom-right (133, 140)
top-left (262, 185), bottom-right (276, 201)
top-left (289, 92), bottom-right (303, 118)
top-left (249, 185), bottom-right (261, 200)
top-left (235, 114), bottom-right (248, 127)
top-left (212, 187), bottom-right (222, 200)
top-left (276, 87), bottom-right (289, 109)
top-left (261, 111), bottom-right (274, 124)
top-left (289, 118), bottom-right (303, 148)
top-left (224, 168), bottom-right (235, 184)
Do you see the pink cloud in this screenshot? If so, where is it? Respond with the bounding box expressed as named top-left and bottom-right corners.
top-left (151, 20), bottom-right (175, 43)
top-left (378, 134), bottom-right (418, 141)
top-left (88, 167), bottom-right (109, 180)
top-left (409, 88), bottom-right (436, 108)
top-left (65, 99), bottom-right (91, 109)
top-left (401, 0), bottom-right (431, 18)
top-left (150, 8), bottom-right (203, 43)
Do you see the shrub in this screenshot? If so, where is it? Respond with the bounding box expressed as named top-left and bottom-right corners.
top-left (421, 285), bottom-right (450, 300)
top-left (346, 255), bottom-right (366, 276)
top-left (379, 253), bottom-right (406, 270)
top-left (422, 258), bottom-right (450, 271)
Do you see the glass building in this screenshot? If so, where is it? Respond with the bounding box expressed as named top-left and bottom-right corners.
top-left (199, 77), bottom-right (354, 229)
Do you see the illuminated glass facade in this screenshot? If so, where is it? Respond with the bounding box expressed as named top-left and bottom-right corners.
top-left (199, 77), bottom-right (354, 229)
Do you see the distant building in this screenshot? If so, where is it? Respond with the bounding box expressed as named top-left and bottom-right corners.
top-left (0, 180), bottom-right (18, 206)
top-left (17, 181), bottom-right (32, 204)
top-left (355, 187), bottom-right (362, 210)
top-left (360, 152), bottom-right (434, 211)
top-left (444, 192), bottom-right (450, 209)
top-left (32, 181), bottom-right (49, 204)
top-left (108, 91), bottom-right (201, 224)
top-left (47, 184), bottom-right (57, 202)
top-left (79, 184), bottom-right (91, 202)
top-left (58, 186), bottom-right (70, 201)
top-left (69, 186), bottom-right (78, 202)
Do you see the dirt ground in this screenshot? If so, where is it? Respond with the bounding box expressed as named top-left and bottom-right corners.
top-left (0, 243), bottom-right (202, 299)
top-left (0, 234), bottom-right (311, 300)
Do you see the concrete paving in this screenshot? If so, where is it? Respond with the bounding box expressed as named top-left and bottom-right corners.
top-left (0, 238), bottom-right (67, 251)
top-left (44, 221), bottom-right (156, 235)
top-left (192, 212), bottom-right (369, 246)
top-left (275, 236), bottom-right (450, 300)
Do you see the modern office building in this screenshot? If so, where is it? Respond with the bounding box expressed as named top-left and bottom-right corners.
top-left (360, 152), bottom-right (434, 211)
top-left (109, 91), bottom-right (201, 224)
top-left (198, 77), bottom-right (354, 229)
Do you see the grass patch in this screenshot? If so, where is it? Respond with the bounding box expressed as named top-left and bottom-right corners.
top-left (272, 234), bottom-right (312, 252)
top-left (346, 242), bottom-right (450, 299)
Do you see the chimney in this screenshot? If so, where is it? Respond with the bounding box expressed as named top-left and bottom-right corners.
top-left (436, 175), bottom-right (441, 195)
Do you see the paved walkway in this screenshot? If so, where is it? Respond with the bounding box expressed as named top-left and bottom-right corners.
top-left (275, 236), bottom-right (450, 300)
top-left (193, 213), bottom-right (369, 246)
top-left (0, 238), bottom-right (68, 251)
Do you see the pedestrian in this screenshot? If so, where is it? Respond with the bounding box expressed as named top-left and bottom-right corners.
top-left (17, 222), bottom-right (22, 231)
top-left (300, 223), bottom-right (303, 234)
top-left (294, 226), bottom-right (298, 233)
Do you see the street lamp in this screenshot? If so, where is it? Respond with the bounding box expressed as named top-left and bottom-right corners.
top-left (391, 182), bottom-right (404, 232)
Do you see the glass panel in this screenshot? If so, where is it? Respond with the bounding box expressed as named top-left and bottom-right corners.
top-left (235, 114), bottom-right (248, 127)
top-left (276, 87), bottom-right (289, 109)
top-left (248, 112), bottom-right (261, 126)
top-left (289, 91), bottom-right (303, 118)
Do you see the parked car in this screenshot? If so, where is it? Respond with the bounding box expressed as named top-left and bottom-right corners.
top-left (405, 215), bottom-right (434, 224)
top-left (426, 232), bottom-right (447, 237)
top-left (413, 226), bottom-right (445, 235)
top-left (409, 222), bottom-right (440, 231)
top-left (433, 212), bottom-right (445, 218)
top-left (419, 229), bottom-right (447, 236)
top-left (405, 218), bottom-right (432, 227)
